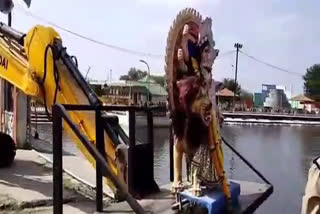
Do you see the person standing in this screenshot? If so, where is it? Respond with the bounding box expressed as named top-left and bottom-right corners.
top-left (302, 156), bottom-right (320, 214)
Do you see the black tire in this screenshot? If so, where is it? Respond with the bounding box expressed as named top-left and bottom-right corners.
top-left (0, 132), bottom-right (16, 167)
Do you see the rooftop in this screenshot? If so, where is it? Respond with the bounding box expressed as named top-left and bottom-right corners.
top-left (290, 94), bottom-right (315, 103)
top-left (108, 77), bottom-right (167, 96)
top-left (216, 88), bottom-right (236, 97)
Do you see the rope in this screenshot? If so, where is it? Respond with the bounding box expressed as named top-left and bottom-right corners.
top-left (221, 136), bottom-right (272, 185)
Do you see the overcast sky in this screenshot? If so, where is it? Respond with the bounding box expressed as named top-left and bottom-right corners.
top-left (3, 0), bottom-right (320, 95)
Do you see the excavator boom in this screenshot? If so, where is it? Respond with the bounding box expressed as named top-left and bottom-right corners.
top-left (0, 22), bottom-right (123, 196)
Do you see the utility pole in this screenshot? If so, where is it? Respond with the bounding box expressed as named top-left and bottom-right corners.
top-left (233, 43), bottom-right (243, 110)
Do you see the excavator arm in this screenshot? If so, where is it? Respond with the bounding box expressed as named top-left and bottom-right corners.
top-left (0, 22), bottom-right (124, 196)
top-left (0, 23), bottom-right (39, 96)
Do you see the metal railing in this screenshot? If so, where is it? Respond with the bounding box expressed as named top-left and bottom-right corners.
top-left (52, 103), bottom-right (161, 214)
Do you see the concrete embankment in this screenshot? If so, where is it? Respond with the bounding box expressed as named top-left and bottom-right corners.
top-left (223, 112), bottom-right (320, 125)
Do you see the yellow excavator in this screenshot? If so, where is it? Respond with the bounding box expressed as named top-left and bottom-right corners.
top-left (0, 0), bottom-right (148, 213)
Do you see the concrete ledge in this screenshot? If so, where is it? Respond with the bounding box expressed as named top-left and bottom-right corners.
top-left (0, 150), bottom-right (109, 213)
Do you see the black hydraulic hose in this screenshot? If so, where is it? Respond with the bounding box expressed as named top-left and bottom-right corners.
top-left (102, 118), bottom-right (121, 146)
top-left (221, 137), bottom-right (272, 185)
top-left (115, 123), bottom-right (129, 144)
top-left (71, 55), bottom-right (78, 68)
top-left (40, 44), bottom-right (54, 120)
top-left (53, 60), bottom-right (60, 104)
top-left (52, 41), bottom-right (129, 147)
top-left (41, 45), bottom-right (53, 84)
top-left (42, 44), bottom-right (74, 116)
top-left (53, 40), bottom-right (101, 107)
top-left (40, 85), bottom-right (51, 120)
top-left (52, 40), bottom-right (131, 149)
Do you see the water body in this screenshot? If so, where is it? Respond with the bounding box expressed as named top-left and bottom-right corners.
top-left (147, 125), bottom-right (320, 214)
top-left (35, 122), bottom-right (320, 213)
top-left (221, 125), bottom-right (320, 214)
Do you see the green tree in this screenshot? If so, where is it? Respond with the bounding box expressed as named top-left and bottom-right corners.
top-left (119, 67), bottom-right (165, 87)
top-left (240, 89), bottom-right (253, 100)
top-left (222, 78), bottom-right (241, 95)
top-left (119, 75), bottom-right (130, 80)
top-left (120, 67), bottom-right (147, 81)
top-left (151, 75), bottom-right (165, 87)
top-left (303, 64), bottom-right (320, 100)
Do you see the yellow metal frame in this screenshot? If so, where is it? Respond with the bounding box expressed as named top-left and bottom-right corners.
top-left (0, 33), bottom-right (39, 96)
top-left (0, 25), bottom-right (119, 194)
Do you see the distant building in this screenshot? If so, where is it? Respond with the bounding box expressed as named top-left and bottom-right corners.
top-left (255, 84), bottom-right (291, 109)
top-left (216, 88), bottom-right (241, 110)
top-left (216, 88), bottom-right (235, 105)
top-left (101, 76), bottom-right (167, 106)
top-left (253, 93), bottom-right (263, 108)
top-left (264, 89), bottom-right (291, 109)
top-left (261, 84), bottom-right (276, 103)
top-left (88, 79), bottom-right (108, 95)
top-left (290, 94), bottom-right (318, 113)
top-left (276, 85), bottom-right (292, 101)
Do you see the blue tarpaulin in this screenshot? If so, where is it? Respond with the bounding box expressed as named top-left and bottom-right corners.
top-left (180, 181), bottom-right (241, 214)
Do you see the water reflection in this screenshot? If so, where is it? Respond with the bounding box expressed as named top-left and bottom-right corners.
top-left (149, 125), bottom-right (320, 214)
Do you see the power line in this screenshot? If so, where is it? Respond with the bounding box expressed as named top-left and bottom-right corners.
top-left (218, 50), bottom-right (235, 57)
top-left (239, 50), bottom-right (303, 77)
top-left (16, 4), bottom-right (235, 61)
top-left (16, 6), bottom-right (164, 58)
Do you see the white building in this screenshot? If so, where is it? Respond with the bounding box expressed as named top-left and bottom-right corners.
top-left (263, 84), bottom-right (292, 109)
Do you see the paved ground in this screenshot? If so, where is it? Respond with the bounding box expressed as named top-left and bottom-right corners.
top-left (2, 203), bottom-right (97, 214)
top-left (0, 149), bottom-right (175, 213)
top-left (0, 149), bottom-right (177, 214)
top-left (36, 152), bottom-right (115, 198)
top-left (30, 125), bottom-right (115, 198)
top-left (0, 150), bottom-right (107, 214)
